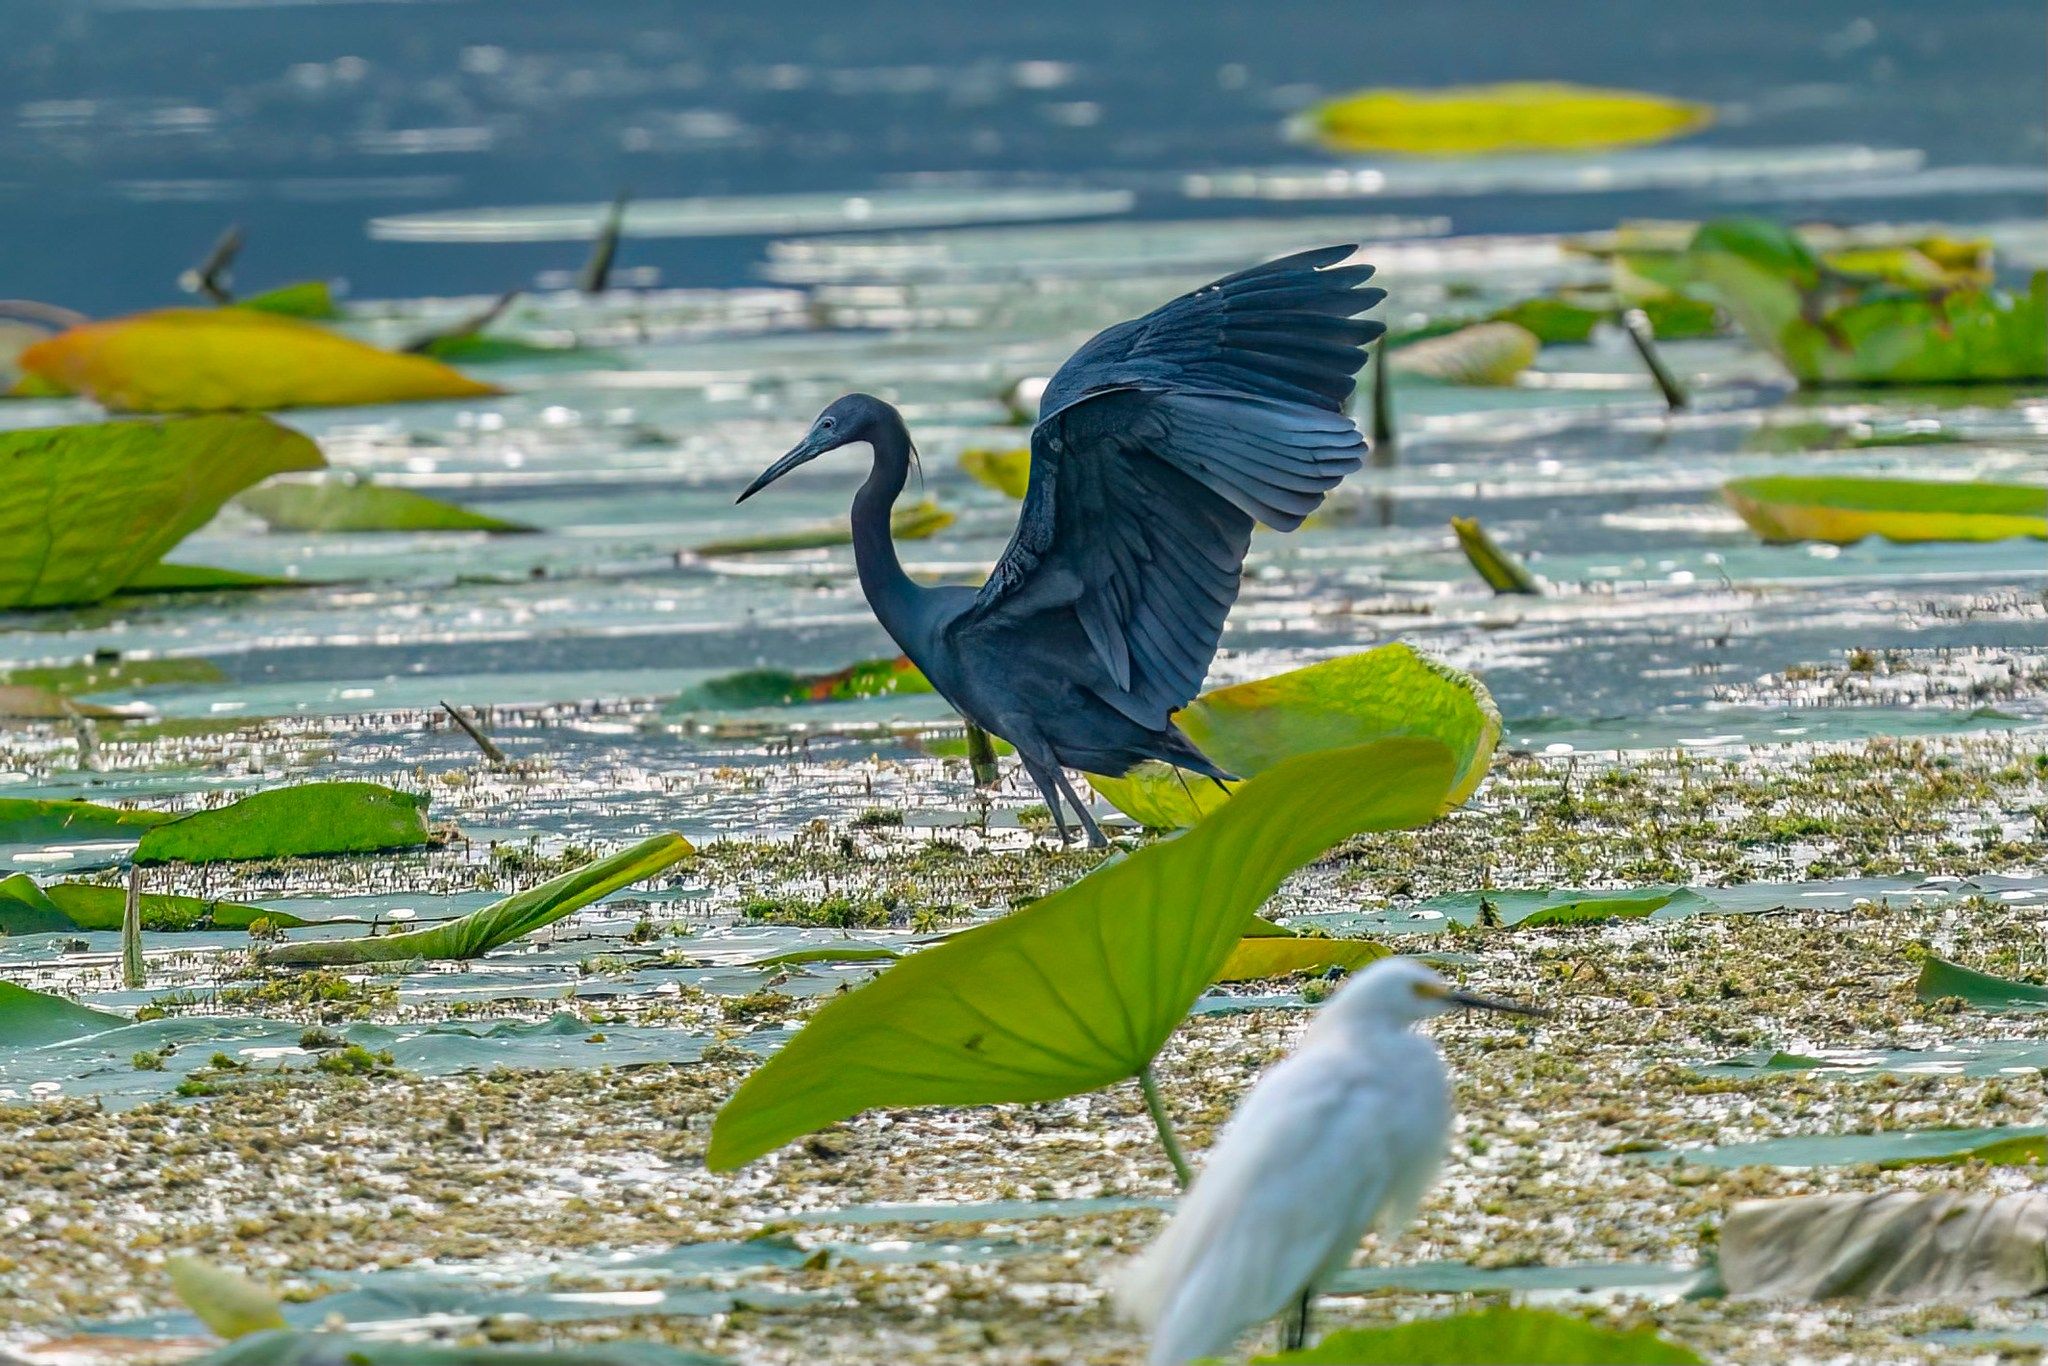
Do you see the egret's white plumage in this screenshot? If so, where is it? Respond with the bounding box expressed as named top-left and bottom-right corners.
top-left (1114, 957), bottom-right (1533, 1366)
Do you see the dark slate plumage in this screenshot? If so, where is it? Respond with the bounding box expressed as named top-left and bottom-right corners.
top-left (736, 247), bottom-right (1386, 846)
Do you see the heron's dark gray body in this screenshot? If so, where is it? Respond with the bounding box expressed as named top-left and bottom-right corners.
top-left (739, 245), bottom-right (1386, 845)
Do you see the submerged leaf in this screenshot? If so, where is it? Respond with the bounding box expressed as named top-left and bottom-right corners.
top-left (19, 308), bottom-right (501, 412)
top-left (236, 479), bottom-right (534, 534)
top-left (1214, 935), bottom-right (1388, 983)
top-left (1719, 1192), bottom-right (2048, 1301)
top-left (1257, 1305), bottom-right (1703, 1364)
top-left (1391, 322), bottom-right (1539, 385)
top-left (707, 737), bottom-right (1458, 1170)
top-left (261, 833), bottom-right (692, 966)
top-left (1914, 956), bottom-right (2048, 1011)
top-left (959, 447), bottom-right (1031, 498)
top-left (134, 782), bottom-right (430, 865)
top-left (0, 981), bottom-right (127, 1047)
top-left (0, 415), bottom-right (324, 609)
top-left (1450, 516), bottom-right (1542, 594)
top-left (1088, 644), bottom-right (1498, 829)
top-left (693, 499), bottom-right (953, 556)
top-left (166, 1255), bottom-right (287, 1340)
top-left (1304, 82), bottom-right (1711, 155)
top-left (1723, 475), bottom-right (2048, 545)
top-left (0, 796), bottom-right (171, 844)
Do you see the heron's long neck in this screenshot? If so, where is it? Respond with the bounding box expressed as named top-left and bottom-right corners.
top-left (852, 424), bottom-right (927, 651)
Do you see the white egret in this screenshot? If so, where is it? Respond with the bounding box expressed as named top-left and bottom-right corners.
top-left (1113, 957), bottom-right (1545, 1365)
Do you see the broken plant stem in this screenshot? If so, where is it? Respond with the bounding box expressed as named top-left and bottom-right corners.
top-left (121, 864), bottom-right (144, 989)
top-left (1622, 308), bottom-right (1689, 411)
top-left (440, 700), bottom-right (508, 765)
top-left (963, 721), bottom-right (1000, 788)
top-left (1140, 1063), bottom-right (1192, 1188)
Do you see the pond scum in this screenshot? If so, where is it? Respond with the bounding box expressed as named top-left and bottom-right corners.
top-left (0, 116), bottom-right (2046, 1366)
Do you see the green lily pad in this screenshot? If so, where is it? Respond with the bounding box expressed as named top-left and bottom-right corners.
top-left (1391, 322), bottom-right (1540, 385)
top-left (746, 945), bottom-right (905, 969)
top-left (1450, 516), bottom-right (1541, 594)
top-left (1, 655), bottom-right (225, 698)
top-left (693, 499), bottom-right (953, 557)
top-left (959, 447), bottom-right (1031, 498)
top-left (120, 562), bottom-right (307, 594)
top-left (134, 782), bottom-right (430, 865)
top-left (707, 737), bottom-right (1459, 1170)
top-left (0, 415), bottom-right (325, 609)
top-left (41, 881), bottom-right (302, 931)
top-left (1723, 475), bottom-right (2048, 545)
top-left (236, 479), bottom-right (535, 534)
top-left (261, 833), bottom-right (692, 966)
top-left (1686, 218), bottom-right (2047, 386)
top-left (1516, 889), bottom-right (1677, 928)
top-left (1915, 955), bottom-right (2048, 1010)
top-left (420, 334), bottom-right (583, 363)
top-left (0, 981), bottom-right (128, 1047)
top-left (167, 1255), bottom-right (288, 1339)
top-left (1302, 82), bottom-right (1712, 156)
top-left (1087, 644), bottom-right (1498, 830)
top-left (668, 656), bottom-right (933, 711)
top-left (1257, 1305), bottom-right (1702, 1364)
top-left (1213, 935), bottom-right (1389, 983)
top-left (0, 873), bottom-right (78, 934)
top-left (0, 796), bottom-right (171, 844)
top-left (236, 281), bottom-right (340, 320)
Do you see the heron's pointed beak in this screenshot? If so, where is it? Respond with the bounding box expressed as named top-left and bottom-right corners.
top-left (1446, 990), bottom-right (1550, 1018)
top-left (736, 432), bottom-right (828, 504)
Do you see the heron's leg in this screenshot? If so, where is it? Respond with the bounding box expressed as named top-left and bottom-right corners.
top-left (1283, 1290), bottom-right (1314, 1351)
top-left (1018, 756), bottom-right (1074, 844)
top-left (1051, 768), bottom-right (1106, 848)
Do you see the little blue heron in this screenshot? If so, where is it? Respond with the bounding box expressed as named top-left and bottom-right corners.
top-left (1113, 958), bottom-right (1545, 1365)
top-left (737, 246), bottom-right (1385, 845)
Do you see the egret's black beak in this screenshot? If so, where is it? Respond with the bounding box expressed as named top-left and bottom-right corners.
top-left (1447, 991), bottom-right (1550, 1018)
top-left (736, 431), bottom-right (830, 504)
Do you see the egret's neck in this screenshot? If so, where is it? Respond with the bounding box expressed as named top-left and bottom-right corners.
top-left (852, 423), bottom-right (927, 650)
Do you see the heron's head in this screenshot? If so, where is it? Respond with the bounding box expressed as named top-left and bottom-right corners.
top-left (737, 393), bottom-right (903, 503)
top-left (1332, 957), bottom-right (1547, 1026)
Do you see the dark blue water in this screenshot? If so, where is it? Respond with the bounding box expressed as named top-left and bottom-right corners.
top-left (1, 0), bottom-right (2041, 316)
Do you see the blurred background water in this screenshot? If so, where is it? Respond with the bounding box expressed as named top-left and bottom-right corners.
top-left (2, 0), bottom-right (2043, 315)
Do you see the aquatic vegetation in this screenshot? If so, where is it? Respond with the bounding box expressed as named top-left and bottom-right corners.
top-left (667, 656), bottom-right (932, 711)
top-left (1213, 934), bottom-right (1387, 983)
top-left (17, 307), bottom-right (501, 412)
top-left (1257, 1305), bottom-right (1702, 1364)
top-left (0, 980), bottom-right (126, 1045)
top-left (707, 739), bottom-right (1458, 1170)
top-left (262, 832), bottom-right (691, 966)
top-left (0, 874), bottom-right (292, 933)
top-left (236, 479), bottom-right (535, 534)
top-left (1302, 82), bottom-right (1711, 155)
top-left (0, 795), bottom-right (170, 843)
top-left (1913, 956), bottom-right (2048, 1011)
top-left (166, 1254), bottom-right (287, 1338)
top-left (691, 498), bottom-right (952, 556)
top-left (1390, 321), bottom-right (1539, 385)
top-left (235, 281), bottom-right (341, 320)
top-left (1487, 293), bottom-right (1719, 344)
top-left (135, 782), bottom-right (431, 864)
top-left (958, 446), bottom-right (1031, 498)
top-left (1717, 1192), bottom-right (2048, 1300)
top-left (0, 415), bottom-right (322, 608)
top-left (1723, 475), bottom-right (2048, 545)
top-left (1089, 644), bottom-right (1497, 829)
top-left (1512, 889), bottom-right (1680, 929)
top-left (0, 654), bottom-right (225, 697)
top-left (1684, 218), bottom-right (2048, 386)
top-left (1449, 516), bottom-right (1541, 594)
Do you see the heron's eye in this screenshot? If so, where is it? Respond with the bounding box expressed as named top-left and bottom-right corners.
top-left (820, 417), bottom-right (836, 430)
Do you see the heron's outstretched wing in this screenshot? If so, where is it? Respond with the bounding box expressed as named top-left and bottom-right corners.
top-left (1112, 1054), bottom-right (1402, 1366)
top-left (965, 247), bottom-right (1383, 728)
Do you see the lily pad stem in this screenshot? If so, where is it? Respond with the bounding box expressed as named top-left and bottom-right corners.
top-left (1140, 1063), bottom-right (1192, 1188)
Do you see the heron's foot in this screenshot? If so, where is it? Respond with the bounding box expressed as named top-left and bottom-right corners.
top-left (1283, 1290), bottom-right (1314, 1351)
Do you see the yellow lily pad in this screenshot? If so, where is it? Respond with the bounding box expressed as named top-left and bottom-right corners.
top-left (19, 308), bottom-right (501, 413)
top-left (959, 447), bottom-right (1031, 498)
top-left (1214, 935), bottom-right (1389, 983)
top-left (1305, 82), bottom-right (1711, 156)
top-left (1724, 475), bottom-right (2048, 545)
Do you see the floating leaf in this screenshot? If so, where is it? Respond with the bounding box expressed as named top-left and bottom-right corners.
top-left (2, 655), bottom-right (225, 698)
top-left (1487, 298), bottom-right (1605, 345)
top-left (236, 281), bottom-right (340, 320)
top-left (1214, 935), bottom-right (1388, 983)
top-left (0, 685), bottom-right (143, 720)
top-left (959, 447), bottom-right (1031, 498)
top-left (134, 782), bottom-right (430, 865)
top-left (1719, 1192), bottom-right (2048, 1301)
top-left (42, 881), bottom-right (301, 931)
top-left (1686, 219), bottom-right (2047, 386)
top-left (1257, 1305), bottom-right (1703, 1364)
top-left (707, 737), bottom-right (1458, 1170)
top-left (1880, 1131), bottom-right (2048, 1170)
top-left (166, 1255), bottom-right (287, 1339)
top-left (0, 981), bottom-right (127, 1046)
top-left (236, 479), bottom-right (534, 534)
top-left (746, 945), bottom-right (905, 969)
top-left (121, 562), bottom-right (305, 594)
top-left (1088, 644), bottom-right (1497, 830)
top-left (1723, 475), bottom-right (2048, 546)
top-left (1914, 955), bottom-right (2048, 1011)
top-left (0, 415), bottom-right (324, 609)
top-left (0, 873), bottom-right (76, 935)
top-left (1391, 322), bottom-right (1539, 385)
top-left (19, 308), bottom-right (501, 413)
top-left (668, 656), bottom-right (933, 712)
top-left (262, 833), bottom-right (692, 967)
top-left (693, 499), bottom-right (952, 556)
top-left (1516, 890), bottom-right (1675, 928)
top-left (0, 796), bottom-right (170, 844)
top-left (421, 334), bottom-right (580, 363)
top-left (1450, 516), bottom-right (1541, 594)
top-left (1304, 82), bottom-right (1712, 156)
